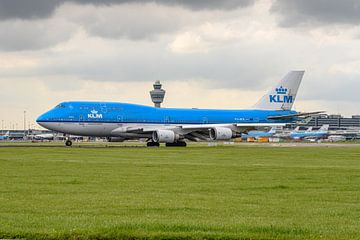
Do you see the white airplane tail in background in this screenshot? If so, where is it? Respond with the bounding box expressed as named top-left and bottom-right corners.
top-left (269, 126), bottom-right (280, 134)
top-left (254, 71), bottom-right (305, 111)
top-left (319, 125), bottom-right (329, 131)
top-left (293, 126), bottom-right (300, 132)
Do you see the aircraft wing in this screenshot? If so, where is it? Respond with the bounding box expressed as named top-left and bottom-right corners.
top-left (179, 123), bottom-right (286, 136)
top-left (234, 123), bottom-right (286, 127)
top-left (180, 123), bottom-right (286, 129)
top-left (111, 122), bottom-right (290, 142)
top-left (111, 126), bottom-right (159, 134)
top-left (111, 123), bottom-right (286, 140)
top-left (179, 123), bottom-right (286, 141)
top-left (115, 123), bottom-right (286, 133)
top-left (267, 111), bottom-right (325, 120)
top-left (181, 123), bottom-right (285, 129)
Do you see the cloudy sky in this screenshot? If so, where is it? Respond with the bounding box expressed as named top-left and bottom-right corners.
top-left (1, 0), bottom-right (360, 129)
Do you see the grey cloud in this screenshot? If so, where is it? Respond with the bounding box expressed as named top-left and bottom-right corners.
top-left (271, 0), bottom-right (360, 27)
top-left (0, 0), bottom-right (59, 20)
top-left (0, 42), bottom-right (290, 91)
top-left (147, 0), bottom-right (255, 11)
top-left (0, 19), bottom-right (76, 51)
top-left (0, 0), bottom-right (255, 20)
top-left (301, 75), bottom-right (360, 103)
top-left (73, 4), bottom-right (189, 40)
top-left (0, 0), bottom-right (256, 49)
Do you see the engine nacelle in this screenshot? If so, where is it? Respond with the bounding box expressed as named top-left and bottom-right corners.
top-left (209, 127), bottom-right (233, 140)
top-left (152, 130), bottom-right (179, 143)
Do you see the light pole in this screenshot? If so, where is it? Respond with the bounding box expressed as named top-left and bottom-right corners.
top-left (23, 111), bottom-right (26, 132)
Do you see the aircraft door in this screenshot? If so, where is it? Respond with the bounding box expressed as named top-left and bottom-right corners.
top-left (117, 115), bottom-right (123, 125)
top-left (100, 103), bottom-right (107, 113)
top-left (165, 116), bottom-right (170, 125)
top-left (79, 114), bottom-right (84, 126)
top-left (202, 117), bottom-right (208, 124)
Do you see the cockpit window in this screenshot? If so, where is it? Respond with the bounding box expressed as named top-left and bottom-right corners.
top-left (55, 104), bottom-right (65, 108)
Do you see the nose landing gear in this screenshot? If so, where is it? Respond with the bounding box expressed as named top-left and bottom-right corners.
top-left (65, 140), bottom-right (72, 147)
top-left (64, 135), bottom-right (73, 147)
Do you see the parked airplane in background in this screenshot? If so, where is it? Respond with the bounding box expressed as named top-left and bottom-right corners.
top-left (327, 135), bottom-right (346, 142)
top-left (290, 126), bottom-right (312, 135)
top-left (37, 71), bottom-right (322, 147)
top-left (241, 126), bottom-right (279, 139)
top-left (32, 133), bottom-right (56, 140)
top-left (0, 131), bottom-right (9, 140)
top-left (289, 125), bottom-right (329, 140)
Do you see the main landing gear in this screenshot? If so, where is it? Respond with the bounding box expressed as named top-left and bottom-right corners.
top-left (165, 141), bottom-right (187, 147)
top-left (146, 141), bottom-right (187, 147)
top-left (147, 141), bottom-right (160, 147)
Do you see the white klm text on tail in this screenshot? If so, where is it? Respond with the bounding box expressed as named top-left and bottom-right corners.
top-left (254, 71), bottom-right (305, 111)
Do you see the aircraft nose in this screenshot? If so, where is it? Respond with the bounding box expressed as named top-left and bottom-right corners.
top-left (36, 111), bottom-right (52, 129)
top-left (36, 113), bottom-right (47, 123)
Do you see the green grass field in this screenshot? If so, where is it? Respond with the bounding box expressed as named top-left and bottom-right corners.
top-left (1, 145), bottom-right (360, 239)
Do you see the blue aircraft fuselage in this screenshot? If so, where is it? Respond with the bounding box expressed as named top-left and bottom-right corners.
top-left (290, 132), bottom-right (328, 139)
top-left (36, 101), bottom-right (297, 125)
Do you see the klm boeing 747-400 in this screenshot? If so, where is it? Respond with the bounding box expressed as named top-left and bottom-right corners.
top-left (37, 71), bottom-right (322, 147)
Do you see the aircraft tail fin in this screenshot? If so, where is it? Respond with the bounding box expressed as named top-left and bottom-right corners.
top-left (319, 125), bottom-right (329, 131)
top-left (269, 126), bottom-right (277, 134)
top-left (254, 71), bottom-right (304, 110)
top-left (294, 126), bottom-right (300, 132)
top-left (306, 127), bottom-right (313, 132)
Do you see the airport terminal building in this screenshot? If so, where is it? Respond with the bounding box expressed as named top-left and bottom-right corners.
top-left (289, 114), bottom-right (360, 129)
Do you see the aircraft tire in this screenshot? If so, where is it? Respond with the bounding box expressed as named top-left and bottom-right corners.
top-left (165, 141), bottom-right (187, 147)
top-left (147, 142), bottom-right (160, 147)
top-left (65, 140), bottom-right (73, 147)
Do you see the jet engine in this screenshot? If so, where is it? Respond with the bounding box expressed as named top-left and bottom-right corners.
top-left (209, 127), bottom-right (233, 140)
top-left (152, 130), bottom-right (179, 143)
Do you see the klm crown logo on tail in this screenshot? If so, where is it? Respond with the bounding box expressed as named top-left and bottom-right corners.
top-left (269, 86), bottom-right (293, 103)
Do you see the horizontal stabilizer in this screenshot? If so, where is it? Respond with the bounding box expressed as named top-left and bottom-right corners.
top-left (267, 111), bottom-right (325, 120)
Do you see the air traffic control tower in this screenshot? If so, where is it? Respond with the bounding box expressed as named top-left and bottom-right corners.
top-left (150, 80), bottom-right (165, 108)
